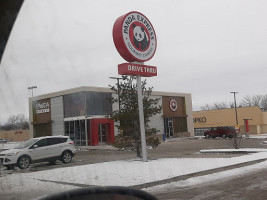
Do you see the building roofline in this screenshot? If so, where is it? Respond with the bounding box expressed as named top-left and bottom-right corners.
top-left (29, 86), bottom-right (191, 101)
top-left (193, 106), bottom-right (261, 112)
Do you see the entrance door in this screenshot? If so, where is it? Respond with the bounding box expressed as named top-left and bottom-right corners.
top-left (98, 124), bottom-right (107, 144)
top-left (164, 118), bottom-right (174, 137)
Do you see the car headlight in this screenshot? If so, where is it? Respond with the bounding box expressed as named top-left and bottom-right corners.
top-left (6, 152), bottom-right (19, 156)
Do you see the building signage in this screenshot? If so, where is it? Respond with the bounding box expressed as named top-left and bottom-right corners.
top-left (193, 117), bottom-right (207, 123)
top-left (35, 102), bottom-right (50, 114)
top-left (113, 11), bottom-right (157, 62)
top-left (118, 63), bottom-right (157, 77)
top-left (169, 99), bottom-right (178, 112)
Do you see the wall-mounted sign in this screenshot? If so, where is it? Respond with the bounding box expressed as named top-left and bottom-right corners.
top-left (113, 11), bottom-right (157, 62)
top-left (193, 117), bottom-right (207, 123)
top-left (169, 99), bottom-right (178, 112)
top-left (35, 102), bottom-right (50, 114)
top-left (118, 63), bottom-right (157, 77)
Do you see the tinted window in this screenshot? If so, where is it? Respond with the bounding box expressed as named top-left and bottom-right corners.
top-left (34, 139), bottom-right (48, 148)
top-left (47, 137), bottom-right (67, 145)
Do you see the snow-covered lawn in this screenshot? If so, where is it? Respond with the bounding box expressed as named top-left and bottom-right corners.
top-left (1, 151), bottom-right (267, 199)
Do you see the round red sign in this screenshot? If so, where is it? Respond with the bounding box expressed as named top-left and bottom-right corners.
top-left (113, 11), bottom-right (157, 62)
top-left (169, 99), bottom-right (178, 112)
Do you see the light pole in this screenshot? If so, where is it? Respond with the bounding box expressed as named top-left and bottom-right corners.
top-left (109, 77), bottom-right (123, 112)
top-left (28, 86), bottom-right (37, 97)
top-left (230, 92), bottom-right (239, 125)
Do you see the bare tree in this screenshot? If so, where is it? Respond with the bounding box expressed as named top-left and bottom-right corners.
top-left (241, 95), bottom-right (263, 107)
top-left (261, 95), bottom-right (267, 111)
top-left (200, 102), bottom-right (229, 110)
top-left (213, 102), bottom-right (228, 109)
top-left (200, 104), bottom-right (212, 110)
top-left (1, 114), bottom-right (29, 131)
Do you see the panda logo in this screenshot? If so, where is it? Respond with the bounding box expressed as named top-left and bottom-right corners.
top-left (132, 24), bottom-right (150, 51)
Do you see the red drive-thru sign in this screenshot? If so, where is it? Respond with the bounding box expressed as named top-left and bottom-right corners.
top-left (118, 63), bottom-right (157, 77)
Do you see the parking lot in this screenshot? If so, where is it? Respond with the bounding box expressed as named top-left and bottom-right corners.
top-left (1, 136), bottom-right (267, 174)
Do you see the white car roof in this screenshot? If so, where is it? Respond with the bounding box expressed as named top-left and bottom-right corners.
top-left (33, 135), bottom-right (69, 140)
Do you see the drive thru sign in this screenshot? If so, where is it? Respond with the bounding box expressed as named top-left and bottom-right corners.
top-left (118, 63), bottom-right (157, 77)
top-left (113, 11), bottom-right (157, 162)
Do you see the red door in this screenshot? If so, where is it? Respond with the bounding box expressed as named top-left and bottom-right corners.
top-left (89, 118), bottom-right (114, 146)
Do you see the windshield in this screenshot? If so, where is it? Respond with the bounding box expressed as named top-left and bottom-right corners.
top-left (15, 138), bottom-right (38, 149)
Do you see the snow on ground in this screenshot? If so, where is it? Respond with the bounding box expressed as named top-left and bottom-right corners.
top-left (144, 159), bottom-right (267, 194)
top-left (200, 148), bottom-right (267, 153)
top-left (1, 152), bottom-right (267, 199)
top-left (0, 142), bottom-right (20, 150)
top-left (249, 133), bottom-right (267, 139)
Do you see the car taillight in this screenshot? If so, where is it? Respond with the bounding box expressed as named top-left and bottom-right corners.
top-left (69, 142), bottom-right (74, 145)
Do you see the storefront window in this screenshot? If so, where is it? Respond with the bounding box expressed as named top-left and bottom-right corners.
top-left (64, 92), bottom-right (86, 118)
top-left (86, 92), bottom-right (112, 115)
top-left (64, 120), bottom-right (86, 146)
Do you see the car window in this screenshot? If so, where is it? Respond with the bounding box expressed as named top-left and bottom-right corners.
top-left (47, 137), bottom-right (67, 145)
top-left (15, 138), bottom-right (38, 149)
top-left (34, 139), bottom-right (48, 148)
top-left (59, 138), bottom-right (68, 143)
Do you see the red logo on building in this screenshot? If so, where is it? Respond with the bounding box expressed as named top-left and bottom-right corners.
top-left (169, 99), bottom-right (178, 112)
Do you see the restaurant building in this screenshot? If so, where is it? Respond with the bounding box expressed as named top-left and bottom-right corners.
top-left (193, 106), bottom-right (267, 136)
top-left (29, 86), bottom-right (194, 146)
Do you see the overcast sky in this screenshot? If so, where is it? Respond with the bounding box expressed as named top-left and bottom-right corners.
top-left (0, 0), bottom-right (267, 123)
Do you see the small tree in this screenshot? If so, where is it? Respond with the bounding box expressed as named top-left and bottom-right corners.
top-left (109, 76), bottom-right (162, 157)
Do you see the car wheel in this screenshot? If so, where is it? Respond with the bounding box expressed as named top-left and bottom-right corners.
top-left (61, 151), bottom-right (72, 164)
top-left (17, 156), bottom-right (31, 169)
top-left (205, 134), bottom-right (210, 139)
top-left (222, 134), bottom-right (226, 138)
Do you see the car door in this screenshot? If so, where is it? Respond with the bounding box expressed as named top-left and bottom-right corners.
top-left (47, 138), bottom-right (62, 157)
top-left (29, 138), bottom-right (49, 161)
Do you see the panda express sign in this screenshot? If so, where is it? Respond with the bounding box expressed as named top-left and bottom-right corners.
top-left (113, 11), bottom-right (157, 77)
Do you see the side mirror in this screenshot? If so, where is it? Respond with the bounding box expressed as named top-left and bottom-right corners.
top-left (33, 145), bottom-right (38, 148)
top-left (38, 186), bottom-right (157, 200)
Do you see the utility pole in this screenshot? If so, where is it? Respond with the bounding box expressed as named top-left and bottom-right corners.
top-left (230, 92), bottom-right (239, 125)
top-left (109, 77), bottom-right (123, 113)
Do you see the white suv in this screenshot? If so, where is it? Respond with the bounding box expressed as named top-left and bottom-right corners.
top-left (0, 136), bottom-right (76, 169)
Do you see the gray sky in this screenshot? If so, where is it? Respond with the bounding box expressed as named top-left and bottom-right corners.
top-left (0, 0), bottom-right (267, 123)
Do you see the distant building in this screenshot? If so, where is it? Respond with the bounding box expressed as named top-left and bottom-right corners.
top-left (29, 86), bottom-right (194, 146)
top-left (193, 106), bottom-right (267, 136)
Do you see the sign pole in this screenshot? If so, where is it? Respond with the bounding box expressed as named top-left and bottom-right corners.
top-left (136, 75), bottom-right (148, 162)
top-left (113, 11), bottom-right (157, 162)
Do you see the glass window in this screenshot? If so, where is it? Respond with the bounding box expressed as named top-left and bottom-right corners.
top-left (86, 92), bottom-right (112, 115)
top-left (34, 139), bottom-right (48, 148)
top-left (64, 92), bottom-right (86, 118)
top-left (15, 138), bottom-right (38, 149)
top-left (65, 121), bottom-right (70, 137)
